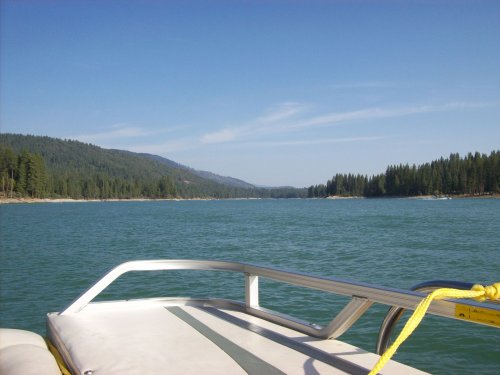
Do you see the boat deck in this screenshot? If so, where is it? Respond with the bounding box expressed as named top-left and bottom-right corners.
top-left (44, 260), bottom-right (499, 374)
top-left (47, 300), bottom-right (427, 375)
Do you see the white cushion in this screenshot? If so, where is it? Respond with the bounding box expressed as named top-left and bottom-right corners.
top-left (0, 328), bottom-right (47, 350)
top-left (48, 306), bottom-right (248, 375)
top-left (0, 344), bottom-right (61, 375)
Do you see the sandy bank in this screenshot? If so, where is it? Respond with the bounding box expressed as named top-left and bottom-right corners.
top-left (0, 197), bottom-right (214, 204)
top-left (325, 195), bottom-right (365, 200)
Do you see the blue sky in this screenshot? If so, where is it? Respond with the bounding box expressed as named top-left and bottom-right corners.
top-left (1, 0), bottom-right (499, 187)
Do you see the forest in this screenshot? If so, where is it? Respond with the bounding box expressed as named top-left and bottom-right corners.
top-left (0, 134), bottom-right (306, 199)
top-left (1, 134), bottom-right (498, 200)
top-left (308, 151), bottom-right (500, 198)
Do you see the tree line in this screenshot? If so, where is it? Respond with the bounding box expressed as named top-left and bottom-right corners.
top-left (308, 151), bottom-right (500, 198)
top-left (0, 147), bottom-right (48, 198)
top-left (0, 134), bottom-right (307, 199)
top-left (0, 145), bottom-right (179, 199)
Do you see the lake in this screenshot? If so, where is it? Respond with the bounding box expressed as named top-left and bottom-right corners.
top-left (0, 198), bottom-right (499, 374)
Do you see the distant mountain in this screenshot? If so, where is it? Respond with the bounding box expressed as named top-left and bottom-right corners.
top-left (0, 133), bottom-right (307, 199)
top-left (139, 153), bottom-right (255, 189)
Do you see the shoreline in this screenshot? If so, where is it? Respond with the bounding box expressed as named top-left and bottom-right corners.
top-left (1, 193), bottom-right (499, 204)
top-left (0, 197), bottom-right (216, 204)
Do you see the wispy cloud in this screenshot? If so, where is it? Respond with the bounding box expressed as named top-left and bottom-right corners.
top-left (200, 128), bottom-right (239, 144)
top-left (127, 138), bottom-right (196, 154)
top-left (330, 81), bottom-right (401, 90)
top-left (71, 124), bottom-right (183, 144)
top-left (199, 101), bottom-right (499, 146)
top-left (200, 102), bottom-right (308, 144)
top-left (73, 126), bottom-right (149, 142)
top-left (293, 106), bottom-right (425, 129)
top-left (257, 102), bottom-right (308, 123)
top-left (239, 136), bottom-right (386, 148)
top-left (75, 100), bottom-right (498, 157)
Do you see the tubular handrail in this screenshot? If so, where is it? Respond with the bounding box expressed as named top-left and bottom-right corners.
top-left (376, 280), bottom-right (475, 355)
top-left (60, 260), bottom-right (500, 339)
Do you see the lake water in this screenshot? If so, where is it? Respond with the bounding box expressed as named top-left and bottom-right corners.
top-left (0, 198), bottom-right (499, 374)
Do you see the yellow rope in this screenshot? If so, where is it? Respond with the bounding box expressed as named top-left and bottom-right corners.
top-left (369, 283), bottom-right (500, 375)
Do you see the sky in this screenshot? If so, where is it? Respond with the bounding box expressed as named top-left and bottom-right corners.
top-left (1, 0), bottom-right (499, 187)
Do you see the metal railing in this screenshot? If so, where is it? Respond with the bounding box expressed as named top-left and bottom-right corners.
top-left (60, 260), bottom-right (499, 340)
top-left (376, 280), bottom-right (473, 355)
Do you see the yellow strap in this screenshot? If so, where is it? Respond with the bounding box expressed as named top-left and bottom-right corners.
top-left (46, 339), bottom-right (72, 375)
top-left (369, 283), bottom-right (500, 375)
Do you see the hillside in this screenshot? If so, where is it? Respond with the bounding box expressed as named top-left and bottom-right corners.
top-left (139, 153), bottom-right (255, 189)
top-left (0, 134), bottom-right (306, 199)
